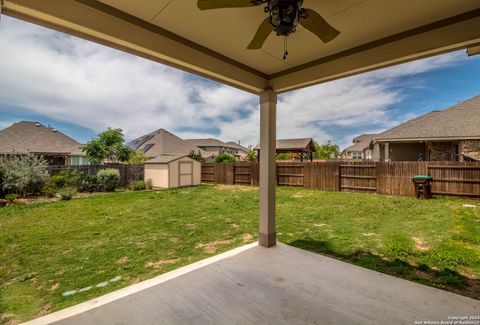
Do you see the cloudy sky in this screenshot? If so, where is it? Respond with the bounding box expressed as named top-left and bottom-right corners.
top-left (0, 16), bottom-right (479, 150)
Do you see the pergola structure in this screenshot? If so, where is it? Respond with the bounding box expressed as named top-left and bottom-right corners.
top-left (255, 138), bottom-right (316, 162)
top-left (2, 0), bottom-right (480, 249)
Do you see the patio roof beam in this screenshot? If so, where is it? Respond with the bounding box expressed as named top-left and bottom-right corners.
top-left (2, 0), bottom-right (268, 94)
top-left (269, 9), bottom-right (480, 93)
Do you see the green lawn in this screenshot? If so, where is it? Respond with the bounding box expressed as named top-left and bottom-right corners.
top-left (1, 185), bottom-right (479, 324)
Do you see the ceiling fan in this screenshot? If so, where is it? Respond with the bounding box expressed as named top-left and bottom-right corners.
top-left (197, 0), bottom-right (340, 59)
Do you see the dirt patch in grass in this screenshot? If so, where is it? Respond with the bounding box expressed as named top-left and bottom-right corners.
top-left (196, 240), bottom-right (233, 253)
top-left (48, 283), bottom-right (59, 292)
top-left (313, 223), bottom-right (327, 227)
top-left (240, 233), bottom-right (254, 243)
top-left (216, 185), bottom-right (256, 192)
top-left (36, 303), bottom-right (52, 318)
top-left (363, 233), bottom-right (376, 237)
top-left (412, 237), bottom-right (431, 251)
top-left (116, 256), bottom-right (129, 265)
top-left (185, 223), bottom-right (197, 229)
top-left (145, 258), bottom-right (180, 268)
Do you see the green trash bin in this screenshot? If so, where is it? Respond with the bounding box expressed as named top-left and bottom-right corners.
top-left (412, 175), bottom-right (433, 199)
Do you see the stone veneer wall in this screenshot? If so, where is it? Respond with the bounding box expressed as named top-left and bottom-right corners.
top-left (459, 140), bottom-right (480, 160)
top-left (427, 142), bottom-right (454, 161)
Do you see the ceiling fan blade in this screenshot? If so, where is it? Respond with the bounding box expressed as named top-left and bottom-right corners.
top-left (247, 18), bottom-right (273, 49)
top-left (197, 0), bottom-right (254, 10)
top-left (300, 9), bottom-right (340, 43)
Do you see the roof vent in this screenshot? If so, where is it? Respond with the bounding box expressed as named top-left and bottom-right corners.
top-left (51, 128), bottom-right (58, 132)
top-left (35, 123), bottom-right (41, 127)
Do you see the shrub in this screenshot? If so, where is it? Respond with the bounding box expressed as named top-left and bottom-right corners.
top-left (214, 153), bottom-right (235, 163)
top-left (5, 194), bottom-right (17, 203)
top-left (97, 168), bottom-right (120, 192)
top-left (0, 154), bottom-right (49, 196)
top-left (79, 174), bottom-right (101, 193)
top-left (49, 175), bottom-right (67, 188)
top-left (42, 184), bottom-right (57, 198)
top-left (129, 180), bottom-right (146, 191)
top-left (59, 168), bottom-right (82, 188)
top-left (145, 178), bottom-right (153, 190)
top-left (58, 187), bottom-right (77, 201)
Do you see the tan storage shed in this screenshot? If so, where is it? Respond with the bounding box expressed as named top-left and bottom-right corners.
top-left (144, 155), bottom-right (201, 188)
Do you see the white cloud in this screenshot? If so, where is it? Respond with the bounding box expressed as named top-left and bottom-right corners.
top-left (0, 16), bottom-right (469, 149)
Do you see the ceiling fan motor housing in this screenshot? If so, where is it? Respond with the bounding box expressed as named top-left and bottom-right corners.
top-left (268, 0), bottom-right (304, 36)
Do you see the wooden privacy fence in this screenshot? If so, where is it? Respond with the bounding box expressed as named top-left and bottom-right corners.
top-left (47, 164), bottom-right (144, 186)
top-left (201, 161), bottom-right (480, 198)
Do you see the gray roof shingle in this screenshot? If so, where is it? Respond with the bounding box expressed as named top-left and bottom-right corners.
top-left (127, 129), bottom-right (207, 158)
top-left (344, 134), bottom-right (377, 152)
top-left (373, 96), bottom-right (480, 142)
top-left (0, 121), bottom-right (84, 156)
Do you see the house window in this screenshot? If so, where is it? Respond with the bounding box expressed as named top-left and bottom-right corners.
top-left (352, 152), bottom-right (363, 159)
top-left (71, 156), bottom-right (80, 166)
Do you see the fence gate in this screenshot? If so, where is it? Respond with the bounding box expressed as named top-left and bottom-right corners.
top-left (339, 164), bottom-right (377, 192)
top-left (234, 163), bottom-right (252, 185)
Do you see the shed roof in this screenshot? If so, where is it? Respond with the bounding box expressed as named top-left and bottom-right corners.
top-left (0, 121), bottom-right (84, 156)
top-left (145, 154), bottom-right (189, 164)
top-left (254, 138), bottom-right (315, 152)
top-left (127, 128), bottom-right (207, 158)
top-left (373, 95), bottom-right (480, 143)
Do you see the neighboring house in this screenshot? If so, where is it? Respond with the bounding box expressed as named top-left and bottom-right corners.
top-left (254, 138), bottom-right (316, 162)
top-left (185, 138), bottom-right (249, 160)
top-left (0, 121), bottom-right (88, 166)
top-left (225, 141), bottom-right (250, 158)
top-left (371, 95), bottom-right (480, 161)
top-left (342, 134), bottom-right (376, 160)
top-left (128, 128), bottom-right (208, 159)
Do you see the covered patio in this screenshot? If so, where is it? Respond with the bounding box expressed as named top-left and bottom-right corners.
top-left (2, 0), bottom-right (480, 323)
top-left (24, 243), bottom-right (480, 324)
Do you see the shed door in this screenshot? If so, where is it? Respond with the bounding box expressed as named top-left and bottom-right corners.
top-left (179, 161), bottom-right (193, 187)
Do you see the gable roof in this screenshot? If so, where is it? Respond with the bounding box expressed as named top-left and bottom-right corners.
top-left (185, 138), bottom-right (226, 147)
top-left (254, 138), bottom-right (315, 152)
top-left (373, 95), bottom-right (480, 143)
top-left (145, 154), bottom-right (189, 164)
top-left (0, 121), bottom-right (84, 156)
top-left (127, 129), bottom-right (207, 158)
top-left (225, 142), bottom-right (249, 153)
top-left (344, 134), bottom-right (377, 152)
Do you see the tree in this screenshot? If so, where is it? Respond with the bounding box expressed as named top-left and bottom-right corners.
top-left (83, 128), bottom-right (134, 164)
top-left (314, 141), bottom-right (340, 159)
top-left (188, 150), bottom-right (204, 162)
top-left (242, 145), bottom-right (257, 162)
top-left (214, 153), bottom-right (235, 163)
top-left (126, 150), bottom-right (148, 165)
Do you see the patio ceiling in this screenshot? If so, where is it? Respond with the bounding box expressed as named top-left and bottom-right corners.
top-left (3, 0), bottom-right (480, 94)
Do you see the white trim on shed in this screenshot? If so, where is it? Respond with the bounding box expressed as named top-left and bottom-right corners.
top-left (144, 155), bottom-right (201, 188)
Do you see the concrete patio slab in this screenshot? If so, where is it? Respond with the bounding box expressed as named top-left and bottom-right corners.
top-left (26, 243), bottom-right (480, 325)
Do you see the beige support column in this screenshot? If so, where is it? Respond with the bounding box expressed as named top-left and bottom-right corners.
top-left (258, 89), bottom-right (277, 247)
top-left (384, 142), bottom-right (390, 161)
